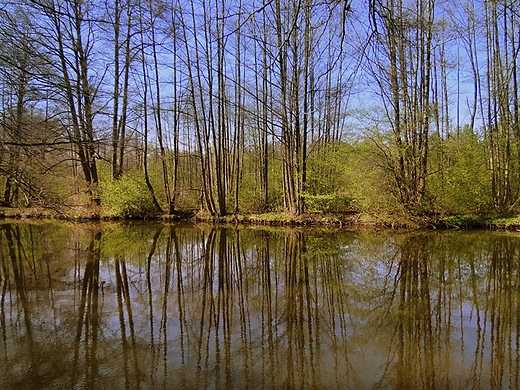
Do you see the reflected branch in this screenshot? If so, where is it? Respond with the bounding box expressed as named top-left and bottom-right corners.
top-left (72, 230), bottom-right (101, 389)
top-left (146, 226), bottom-right (162, 388)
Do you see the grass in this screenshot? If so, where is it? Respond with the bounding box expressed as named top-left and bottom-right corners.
top-left (439, 213), bottom-right (520, 230)
top-left (441, 215), bottom-right (478, 228)
top-left (484, 214), bottom-right (520, 229)
top-left (5, 204), bottom-right (520, 231)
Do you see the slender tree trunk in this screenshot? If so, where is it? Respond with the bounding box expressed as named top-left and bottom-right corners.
top-left (117, 7), bottom-right (132, 178)
top-left (179, 0), bottom-right (217, 215)
top-left (215, 0), bottom-right (227, 216)
top-left (46, 0), bottom-right (100, 204)
top-left (171, 29), bottom-right (180, 212)
top-left (233, 2), bottom-right (244, 215)
top-left (149, 0), bottom-right (173, 214)
top-left (110, 0), bottom-right (121, 179)
top-left (110, 0), bottom-right (133, 179)
top-left (370, 0), bottom-right (434, 213)
top-left (138, 3), bottom-right (163, 214)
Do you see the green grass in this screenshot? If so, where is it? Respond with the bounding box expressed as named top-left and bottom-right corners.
top-left (441, 215), bottom-right (476, 227)
top-left (484, 214), bottom-right (520, 229)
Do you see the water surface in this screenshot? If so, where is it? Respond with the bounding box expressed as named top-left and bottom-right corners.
top-left (1, 221), bottom-right (519, 389)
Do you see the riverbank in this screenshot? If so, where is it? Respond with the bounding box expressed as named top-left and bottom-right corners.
top-left (190, 211), bottom-right (520, 230)
top-left (2, 205), bottom-right (520, 230)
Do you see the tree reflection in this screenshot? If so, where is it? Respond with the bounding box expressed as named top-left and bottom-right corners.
top-left (183, 227), bottom-right (356, 389)
top-left (0, 223), bottom-right (75, 388)
top-left (1, 224), bottom-right (35, 360)
top-left (374, 233), bottom-right (520, 390)
top-left (146, 226), bottom-right (162, 388)
top-left (283, 230), bottom-right (321, 388)
top-left (390, 235), bottom-right (436, 389)
top-left (72, 229), bottom-right (102, 388)
top-left (2, 223), bottom-right (520, 389)
top-left (481, 236), bottom-right (520, 389)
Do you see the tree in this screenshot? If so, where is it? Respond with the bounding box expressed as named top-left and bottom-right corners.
top-left (368, 0), bottom-right (435, 213)
top-left (27, 0), bottom-right (102, 204)
top-left (270, 0), bottom-right (352, 215)
top-left (105, 0), bottom-right (135, 180)
top-left (136, 0), bottom-right (164, 214)
top-left (482, 0), bottom-right (520, 212)
top-left (0, 5), bottom-right (67, 206)
top-left (0, 9), bottom-right (34, 205)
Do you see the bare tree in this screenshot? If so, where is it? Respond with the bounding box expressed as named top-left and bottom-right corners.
top-left (368, 0), bottom-right (435, 213)
top-left (137, 0), bottom-right (164, 213)
top-left (482, 0), bottom-right (520, 212)
top-left (24, 0), bottom-right (103, 204)
top-left (106, 0), bottom-right (135, 179)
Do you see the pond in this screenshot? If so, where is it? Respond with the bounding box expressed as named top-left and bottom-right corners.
top-left (0, 221), bottom-right (519, 389)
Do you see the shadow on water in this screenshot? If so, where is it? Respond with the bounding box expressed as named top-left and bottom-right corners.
top-left (1, 222), bottom-right (520, 389)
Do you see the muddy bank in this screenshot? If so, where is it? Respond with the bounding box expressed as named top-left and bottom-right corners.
top-left (2, 205), bottom-right (518, 230)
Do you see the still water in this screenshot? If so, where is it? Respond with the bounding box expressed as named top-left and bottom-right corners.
top-left (1, 221), bottom-right (519, 389)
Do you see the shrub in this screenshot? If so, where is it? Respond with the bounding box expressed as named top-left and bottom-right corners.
top-left (101, 170), bottom-right (159, 218)
top-left (303, 192), bottom-right (353, 213)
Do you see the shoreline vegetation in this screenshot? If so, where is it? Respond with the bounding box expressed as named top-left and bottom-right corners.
top-left (2, 2), bottom-right (520, 228)
top-left (2, 205), bottom-right (520, 231)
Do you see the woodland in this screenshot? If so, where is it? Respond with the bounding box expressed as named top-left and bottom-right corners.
top-left (0, 0), bottom-right (519, 221)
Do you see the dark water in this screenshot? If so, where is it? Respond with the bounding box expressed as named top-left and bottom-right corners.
top-left (1, 221), bottom-right (519, 389)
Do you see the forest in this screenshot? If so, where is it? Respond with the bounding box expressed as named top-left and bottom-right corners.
top-left (0, 0), bottom-right (518, 220)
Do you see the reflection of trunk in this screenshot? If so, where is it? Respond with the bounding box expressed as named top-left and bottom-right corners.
top-left (194, 228), bottom-right (242, 388)
top-left (196, 229), bottom-right (217, 384)
top-left (115, 255), bottom-right (141, 387)
top-left (283, 230), bottom-right (316, 387)
top-left (217, 228), bottom-right (232, 386)
top-left (259, 230), bottom-right (276, 385)
top-left (146, 226), bottom-right (162, 384)
top-left (395, 235), bottom-right (435, 389)
top-left (486, 237), bottom-right (520, 389)
top-left (2, 225), bottom-right (34, 353)
top-left (172, 227), bottom-right (188, 387)
top-left (0, 229), bottom-right (8, 353)
top-left (468, 243), bottom-right (484, 387)
top-left (159, 228), bottom-right (173, 381)
top-left (284, 232), bottom-right (298, 386)
top-left (72, 230), bottom-right (101, 387)
top-left (233, 229), bottom-right (253, 384)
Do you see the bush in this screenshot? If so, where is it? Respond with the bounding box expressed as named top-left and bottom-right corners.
top-left (428, 127), bottom-right (492, 215)
top-left (303, 192), bottom-right (353, 213)
top-left (101, 170), bottom-right (159, 218)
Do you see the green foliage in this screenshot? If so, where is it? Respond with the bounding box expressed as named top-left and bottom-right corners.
top-left (306, 148), bottom-right (340, 195)
top-left (248, 211), bottom-right (295, 223)
top-left (485, 214), bottom-right (520, 229)
top-left (236, 152), bottom-right (263, 212)
top-left (304, 140), bottom-right (403, 214)
top-left (101, 169), bottom-right (159, 218)
top-left (441, 214), bottom-right (475, 227)
top-left (341, 139), bottom-right (402, 213)
top-left (174, 153), bottom-right (203, 210)
top-left (305, 144), bottom-right (355, 213)
top-left (303, 192), bottom-right (353, 213)
top-left (101, 222), bottom-right (165, 261)
top-left (238, 148), bottom-right (285, 212)
top-left (428, 127), bottom-right (492, 215)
